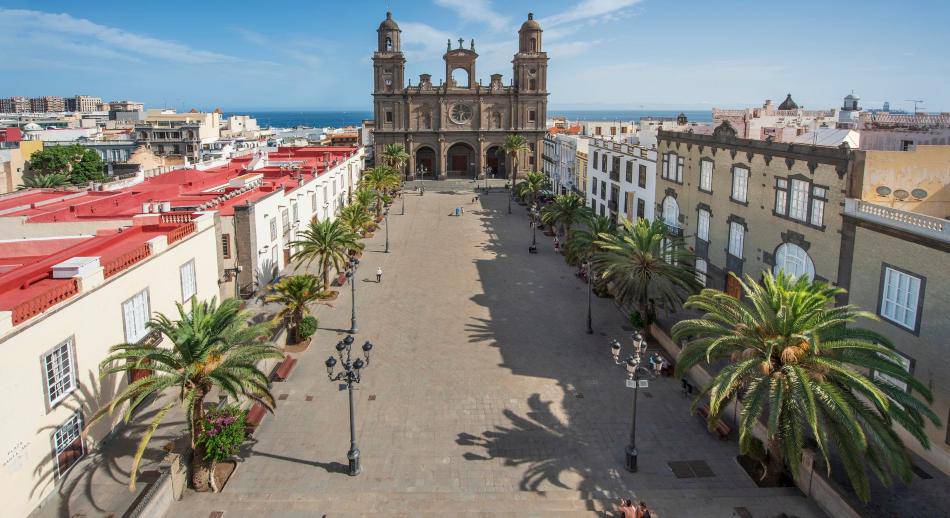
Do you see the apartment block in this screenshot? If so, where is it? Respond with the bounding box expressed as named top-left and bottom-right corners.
top-left (587, 138), bottom-right (657, 224)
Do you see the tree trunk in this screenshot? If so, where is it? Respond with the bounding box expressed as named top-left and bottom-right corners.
top-left (321, 258), bottom-right (331, 292)
top-left (763, 438), bottom-right (786, 486)
top-left (190, 396), bottom-right (211, 491)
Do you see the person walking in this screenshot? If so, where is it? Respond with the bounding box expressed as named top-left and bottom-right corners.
top-left (455, 206), bottom-right (460, 217)
top-left (376, 266), bottom-right (383, 283)
top-left (638, 501), bottom-right (652, 518)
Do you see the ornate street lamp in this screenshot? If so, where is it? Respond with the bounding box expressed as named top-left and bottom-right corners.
top-left (585, 258), bottom-right (593, 334)
top-left (347, 256), bottom-right (359, 334)
top-left (325, 335), bottom-right (374, 476)
top-left (609, 332), bottom-right (650, 472)
top-left (384, 207), bottom-right (390, 253)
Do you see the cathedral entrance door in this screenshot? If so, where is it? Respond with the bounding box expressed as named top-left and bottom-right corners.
top-left (485, 146), bottom-right (505, 179)
top-left (446, 142), bottom-right (476, 178)
top-left (415, 146), bottom-right (436, 179)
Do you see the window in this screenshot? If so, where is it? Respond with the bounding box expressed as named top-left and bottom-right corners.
top-left (53, 411), bottom-right (84, 476)
top-left (901, 139), bottom-right (915, 151)
top-left (810, 186), bottom-right (826, 226)
top-left (269, 217), bottom-right (278, 241)
top-left (636, 199), bottom-right (645, 219)
top-left (593, 151), bottom-right (599, 170)
top-left (385, 111), bottom-right (393, 123)
top-left (221, 234), bottom-right (231, 259)
top-left (662, 153), bottom-right (683, 182)
top-left (731, 167), bottom-right (748, 202)
top-left (591, 179), bottom-right (598, 196)
top-left (601, 154), bottom-right (607, 172)
top-left (638, 165), bottom-right (647, 188)
top-left (774, 178), bottom-right (788, 215)
top-left (528, 110), bottom-right (537, 123)
top-left (697, 209), bottom-right (710, 241)
top-left (625, 161), bottom-right (633, 183)
top-left (180, 259), bottom-right (197, 302)
top-left (695, 258), bottom-right (708, 287)
top-left (699, 160), bottom-right (713, 192)
top-left (774, 243), bottom-right (815, 280)
top-left (676, 156), bottom-right (684, 182)
top-left (662, 196), bottom-right (679, 227)
top-left (728, 222), bottom-right (744, 258)
top-left (122, 289), bottom-right (150, 343)
top-left (599, 204), bottom-right (605, 216)
top-left (873, 350), bottom-right (913, 393)
top-left (600, 181), bottom-right (607, 200)
top-left (292, 203), bottom-right (298, 223)
top-left (880, 267), bottom-right (923, 331)
top-left (789, 179), bottom-right (809, 221)
top-left (44, 338), bottom-right (76, 406)
top-left (624, 192), bottom-right (633, 217)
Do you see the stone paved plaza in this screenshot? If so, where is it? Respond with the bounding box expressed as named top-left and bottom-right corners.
top-left (166, 188), bottom-right (825, 517)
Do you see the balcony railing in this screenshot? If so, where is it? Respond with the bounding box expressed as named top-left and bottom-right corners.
top-left (11, 278), bottom-right (79, 325)
top-left (664, 221), bottom-right (684, 237)
top-left (167, 222), bottom-right (196, 245)
top-left (103, 243), bottom-right (152, 278)
top-left (844, 198), bottom-right (948, 243)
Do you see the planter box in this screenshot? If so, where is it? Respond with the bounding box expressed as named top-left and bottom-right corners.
top-left (284, 336), bottom-right (311, 353)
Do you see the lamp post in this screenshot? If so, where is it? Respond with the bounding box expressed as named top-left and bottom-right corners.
top-left (401, 185), bottom-right (406, 215)
top-left (609, 332), bottom-right (649, 472)
top-left (531, 208), bottom-right (538, 247)
top-left (585, 258), bottom-right (593, 334)
top-left (346, 256), bottom-right (359, 334)
top-left (384, 208), bottom-right (390, 253)
top-left (325, 335), bottom-right (374, 476)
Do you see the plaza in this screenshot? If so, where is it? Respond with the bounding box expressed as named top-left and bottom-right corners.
top-left (162, 186), bottom-right (823, 517)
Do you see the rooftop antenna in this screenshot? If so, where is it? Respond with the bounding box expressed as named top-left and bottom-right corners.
top-left (905, 99), bottom-right (924, 114)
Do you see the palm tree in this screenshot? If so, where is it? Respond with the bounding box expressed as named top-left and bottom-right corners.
top-left (18, 172), bottom-right (70, 189)
top-left (502, 134), bottom-right (529, 213)
top-left (564, 213), bottom-right (614, 266)
top-left (91, 298), bottom-right (281, 490)
top-left (290, 219), bottom-right (363, 291)
top-left (672, 272), bottom-right (940, 501)
top-left (338, 203), bottom-right (374, 235)
top-left (541, 193), bottom-right (591, 236)
top-left (516, 171), bottom-right (549, 209)
top-left (381, 143), bottom-right (410, 178)
top-left (265, 275), bottom-right (325, 343)
top-left (354, 188), bottom-right (377, 215)
top-left (593, 217), bottom-right (701, 324)
top-left (360, 166), bottom-right (400, 218)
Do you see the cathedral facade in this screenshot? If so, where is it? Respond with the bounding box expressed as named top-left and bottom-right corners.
top-left (372, 12), bottom-right (548, 181)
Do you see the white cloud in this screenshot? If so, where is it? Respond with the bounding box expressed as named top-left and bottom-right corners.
top-left (232, 27), bottom-right (269, 46)
top-left (542, 0), bottom-right (644, 28)
top-left (400, 21), bottom-right (455, 60)
top-left (434, 0), bottom-right (510, 30)
top-left (547, 40), bottom-right (603, 59)
top-left (0, 9), bottom-right (237, 64)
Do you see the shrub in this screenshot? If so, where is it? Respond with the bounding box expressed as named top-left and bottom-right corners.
top-left (628, 311), bottom-right (644, 329)
top-left (298, 316), bottom-right (318, 339)
top-left (196, 405), bottom-right (247, 462)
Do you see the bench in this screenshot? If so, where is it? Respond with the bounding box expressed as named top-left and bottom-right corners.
top-left (245, 401), bottom-right (267, 436)
top-left (695, 403), bottom-right (731, 439)
top-left (271, 354), bottom-right (298, 382)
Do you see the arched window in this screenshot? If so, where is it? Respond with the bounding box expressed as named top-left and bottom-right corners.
top-left (529, 37), bottom-right (537, 52)
top-left (385, 37), bottom-right (393, 51)
top-left (529, 78), bottom-right (537, 90)
top-left (451, 68), bottom-right (469, 88)
top-left (774, 243), bottom-right (815, 280)
top-left (662, 196), bottom-right (679, 227)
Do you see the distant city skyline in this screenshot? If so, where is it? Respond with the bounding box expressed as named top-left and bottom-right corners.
top-left (2, 0), bottom-right (948, 112)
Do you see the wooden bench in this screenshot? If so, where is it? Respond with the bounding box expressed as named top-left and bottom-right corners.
top-left (695, 403), bottom-right (731, 439)
top-left (271, 354), bottom-right (298, 382)
top-left (245, 401), bottom-right (267, 436)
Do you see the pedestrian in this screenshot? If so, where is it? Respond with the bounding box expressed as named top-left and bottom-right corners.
top-left (618, 499), bottom-right (637, 518)
top-left (461, 207), bottom-right (464, 215)
top-left (638, 501), bottom-right (652, 518)
top-left (376, 266), bottom-right (383, 283)
top-left (455, 207), bottom-right (460, 217)
top-left (553, 236), bottom-right (560, 252)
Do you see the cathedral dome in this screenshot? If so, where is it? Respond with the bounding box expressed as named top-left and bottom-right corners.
top-left (521, 12), bottom-right (541, 30)
top-left (379, 11), bottom-right (399, 31)
top-left (778, 93), bottom-right (799, 110)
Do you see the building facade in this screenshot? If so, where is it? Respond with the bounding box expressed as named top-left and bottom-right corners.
top-left (65, 96), bottom-right (103, 113)
top-left (30, 96), bottom-right (66, 113)
top-left (0, 97), bottom-right (31, 113)
top-left (841, 198), bottom-right (950, 473)
top-left (586, 138), bottom-right (657, 224)
top-left (655, 122), bottom-right (853, 293)
top-left (371, 11), bottom-right (548, 181)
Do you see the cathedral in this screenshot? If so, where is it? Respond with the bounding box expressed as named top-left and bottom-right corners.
top-left (372, 11), bottom-right (548, 181)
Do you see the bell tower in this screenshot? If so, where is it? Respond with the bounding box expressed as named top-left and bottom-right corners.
top-left (374, 11), bottom-right (405, 94)
top-left (513, 13), bottom-right (547, 94)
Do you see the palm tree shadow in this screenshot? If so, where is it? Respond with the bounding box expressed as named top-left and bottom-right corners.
top-left (31, 370), bottom-right (187, 517)
top-left (456, 393), bottom-right (625, 497)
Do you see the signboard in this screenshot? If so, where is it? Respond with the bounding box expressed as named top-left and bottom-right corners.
top-left (625, 379), bottom-right (650, 389)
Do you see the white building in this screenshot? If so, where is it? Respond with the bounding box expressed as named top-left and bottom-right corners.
top-left (0, 213), bottom-right (219, 517)
top-left (586, 138), bottom-right (656, 224)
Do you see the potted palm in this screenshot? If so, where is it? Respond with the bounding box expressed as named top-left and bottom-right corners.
top-left (265, 274), bottom-right (327, 347)
top-left (90, 298), bottom-right (281, 492)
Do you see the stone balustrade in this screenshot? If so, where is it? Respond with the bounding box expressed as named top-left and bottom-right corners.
top-left (844, 198), bottom-right (948, 243)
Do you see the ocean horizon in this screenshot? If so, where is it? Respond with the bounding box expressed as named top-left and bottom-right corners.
top-left (227, 109), bottom-right (713, 129)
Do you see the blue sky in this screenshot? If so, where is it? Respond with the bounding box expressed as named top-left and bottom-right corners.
top-left (2, 0), bottom-right (948, 112)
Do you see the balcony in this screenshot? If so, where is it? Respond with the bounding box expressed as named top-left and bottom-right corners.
top-left (664, 221), bottom-right (683, 237)
top-left (844, 198), bottom-right (948, 243)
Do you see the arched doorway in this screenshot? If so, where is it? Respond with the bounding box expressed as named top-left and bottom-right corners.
top-left (446, 142), bottom-right (476, 178)
top-left (485, 145), bottom-right (506, 179)
top-left (415, 146), bottom-right (436, 179)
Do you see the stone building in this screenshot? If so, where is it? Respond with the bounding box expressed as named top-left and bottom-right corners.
top-left (587, 138), bottom-right (656, 224)
top-left (655, 122), bottom-right (854, 295)
top-left (371, 11), bottom-right (548, 181)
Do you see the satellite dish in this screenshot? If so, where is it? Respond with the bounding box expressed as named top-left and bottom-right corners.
top-left (875, 186), bottom-right (891, 196)
top-left (894, 189), bottom-right (909, 201)
top-left (911, 188), bottom-right (928, 199)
